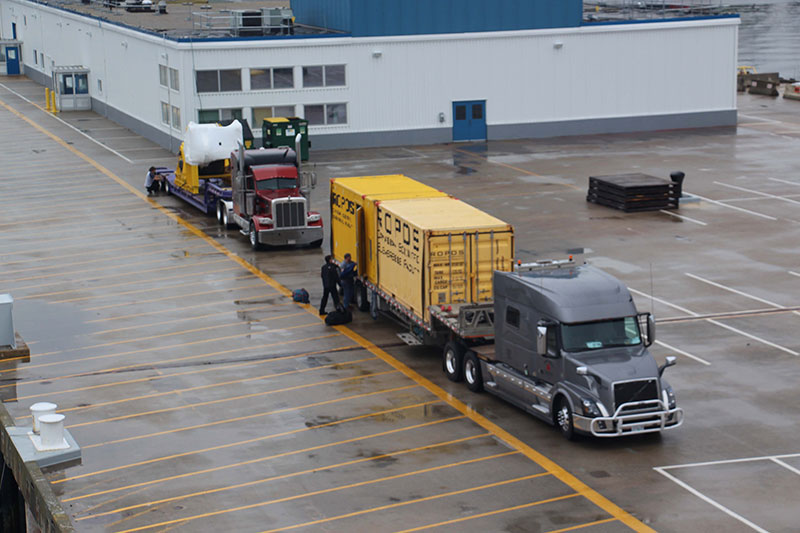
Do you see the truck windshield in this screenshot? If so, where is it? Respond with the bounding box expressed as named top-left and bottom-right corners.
top-left (256, 178), bottom-right (297, 191)
top-left (560, 317), bottom-right (641, 352)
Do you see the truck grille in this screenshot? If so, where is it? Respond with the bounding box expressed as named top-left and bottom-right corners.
top-left (614, 379), bottom-right (658, 410)
top-left (274, 199), bottom-right (306, 228)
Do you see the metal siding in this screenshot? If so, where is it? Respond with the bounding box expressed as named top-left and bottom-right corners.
top-left (292, 0), bottom-right (351, 33)
top-left (349, 0), bottom-right (580, 37)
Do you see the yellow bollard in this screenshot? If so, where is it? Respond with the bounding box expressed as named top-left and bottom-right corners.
top-left (44, 88), bottom-right (51, 112)
top-left (50, 91), bottom-right (58, 113)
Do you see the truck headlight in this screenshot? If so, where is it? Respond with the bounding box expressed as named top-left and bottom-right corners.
top-left (662, 386), bottom-right (676, 410)
top-left (257, 217), bottom-right (273, 225)
top-left (307, 213), bottom-right (321, 223)
top-left (580, 398), bottom-right (601, 417)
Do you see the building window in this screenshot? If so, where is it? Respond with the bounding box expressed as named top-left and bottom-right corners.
top-left (159, 64), bottom-right (168, 87)
top-left (33, 49), bottom-right (37, 65)
top-left (161, 102), bottom-right (170, 125)
top-left (40, 53), bottom-right (44, 68)
top-left (253, 105), bottom-right (295, 126)
top-left (196, 69), bottom-right (241, 93)
top-left (273, 68), bottom-right (293, 89)
top-left (169, 68), bottom-right (180, 91)
top-left (305, 103), bottom-right (347, 126)
top-left (198, 108), bottom-right (243, 124)
top-left (97, 79), bottom-right (103, 93)
top-left (250, 67), bottom-right (294, 90)
top-left (171, 106), bottom-right (181, 129)
top-left (302, 64), bottom-right (346, 88)
top-left (75, 74), bottom-right (89, 95)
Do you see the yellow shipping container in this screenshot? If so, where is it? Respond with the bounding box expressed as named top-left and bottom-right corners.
top-left (374, 197), bottom-right (514, 324)
top-left (330, 175), bottom-right (448, 284)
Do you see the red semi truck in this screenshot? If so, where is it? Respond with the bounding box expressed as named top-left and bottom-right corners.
top-left (227, 144), bottom-right (323, 250)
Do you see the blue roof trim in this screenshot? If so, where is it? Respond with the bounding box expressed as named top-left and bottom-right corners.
top-left (581, 13), bottom-right (740, 27)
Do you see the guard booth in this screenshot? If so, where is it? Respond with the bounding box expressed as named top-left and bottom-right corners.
top-left (52, 66), bottom-right (91, 111)
top-left (0, 40), bottom-right (22, 75)
top-left (262, 117), bottom-right (309, 160)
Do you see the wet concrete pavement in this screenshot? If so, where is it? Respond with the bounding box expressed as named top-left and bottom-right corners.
top-left (2, 76), bottom-right (800, 532)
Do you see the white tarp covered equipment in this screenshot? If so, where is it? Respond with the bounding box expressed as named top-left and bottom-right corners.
top-left (183, 120), bottom-right (243, 166)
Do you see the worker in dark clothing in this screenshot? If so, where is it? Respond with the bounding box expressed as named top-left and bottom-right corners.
top-left (319, 255), bottom-right (341, 316)
top-left (340, 253), bottom-right (357, 310)
top-left (145, 166), bottom-right (162, 195)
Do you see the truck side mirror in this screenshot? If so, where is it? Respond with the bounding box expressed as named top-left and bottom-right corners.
top-left (536, 326), bottom-right (547, 356)
top-left (646, 314), bottom-right (655, 347)
top-left (658, 355), bottom-right (676, 376)
top-left (639, 312), bottom-right (655, 347)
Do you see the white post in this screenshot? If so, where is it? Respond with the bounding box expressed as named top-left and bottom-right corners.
top-left (30, 402), bottom-right (57, 433)
top-left (38, 413), bottom-right (66, 450)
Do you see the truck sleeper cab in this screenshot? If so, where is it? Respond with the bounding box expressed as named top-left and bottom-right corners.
top-left (447, 261), bottom-right (683, 440)
top-left (230, 148), bottom-right (322, 249)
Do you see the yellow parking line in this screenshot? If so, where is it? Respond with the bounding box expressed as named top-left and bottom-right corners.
top-left (82, 380), bottom-right (411, 450)
top-left (0, 239), bottom-right (205, 273)
top-left (0, 331), bottom-right (338, 385)
top-left (56, 398), bottom-right (436, 484)
top-left (90, 302), bottom-right (282, 335)
top-left (24, 263), bottom-right (238, 300)
top-left (15, 256), bottom-right (230, 292)
top-left (545, 519), bottom-right (620, 533)
top-left (12, 345), bottom-right (360, 406)
top-left (84, 278), bottom-right (265, 311)
top-left (86, 294), bottom-right (284, 324)
top-left (394, 494), bottom-right (586, 533)
top-left (8, 310), bottom-right (307, 366)
top-left (0, 95), bottom-right (653, 533)
top-left (1, 229), bottom-right (197, 258)
top-left (118, 469), bottom-right (548, 533)
top-left (77, 432), bottom-right (492, 519)
top-left (66, 357), bottom-right (378, 429)
top-left (47, 267), bottom-right (246, 304)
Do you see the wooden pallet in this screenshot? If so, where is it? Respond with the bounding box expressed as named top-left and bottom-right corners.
top-left (587, 173), bottom-right (680, 212)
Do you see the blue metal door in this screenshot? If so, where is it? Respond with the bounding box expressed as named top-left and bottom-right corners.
top-left (452, 100), bottom-right (486, 141)
top-left (5, 46), bottom-right (20, 76)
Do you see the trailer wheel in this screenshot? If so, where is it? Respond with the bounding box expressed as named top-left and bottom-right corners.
top-left (463, 352), bottom-right (483, 393)
top-left (555, 397), bottom-right (576, 441)
top-left (222, 207), bottom-right (231, 228)
top-left (443, 341), bottom-right (464, 382)
top-left (164, 180), bottom-right (171, 195)
top-left (216, 203), bottom-right (224, 225)
top-left (249, 222), bottom-right (261, 251)
top-left (355, 282), bottom-right (370, 312)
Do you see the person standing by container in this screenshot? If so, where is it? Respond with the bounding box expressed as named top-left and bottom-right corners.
top-left (319, 255), bottom-right (341, 316)
top-left (340, 253), bottom-right (357, 310)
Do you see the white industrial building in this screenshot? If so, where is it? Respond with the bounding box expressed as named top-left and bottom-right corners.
top-left (0, 0), bottom-right (739, 151)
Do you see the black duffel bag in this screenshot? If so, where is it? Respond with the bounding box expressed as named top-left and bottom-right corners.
top-left (324, 308), bottom-right (352, 326)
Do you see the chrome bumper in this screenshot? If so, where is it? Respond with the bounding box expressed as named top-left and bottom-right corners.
top-left (573, 400), bottom-right (684, 437)
top-left (257, 226), bottom-right (322, 246)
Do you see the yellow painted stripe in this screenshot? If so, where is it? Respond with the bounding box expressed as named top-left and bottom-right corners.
top-left (0, 95), bottom-right (652, 533)
top-left (55, 399), bottom-right (437, 485)
top-left (546, 518), bottom-right (620, 533)
top-left (11, 345), bottom-right (359, 406)
top-left (394, 493), bottom-right (583, 533)
top-left (116, 453), bottom-right (531, 532)
top-left (80, 383), bottom-right (418, 450)
top-left (72, 420), bottom-right (479, 510)
top-left (65, 356), bottom-right (378, 429)
top-left (0, 332), bottom-right (339, 388)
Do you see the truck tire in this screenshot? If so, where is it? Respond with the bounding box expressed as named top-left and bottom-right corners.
top-left (463, 352), bottom-right (483, 393)
top-left (164, 180), bottom-right (171, 195)
top-left (555, 397), bottom-right (576, 441)
top-left (443, 341), bottom-right (464, 382)
top-left (216, 202), bottom-right (224, 225)
top-left (249, 222), bottom-right (261, 251)
top-left (309, 239), bottom-right (323, 248)
top-left (355, 282), bottom-right (370, 312)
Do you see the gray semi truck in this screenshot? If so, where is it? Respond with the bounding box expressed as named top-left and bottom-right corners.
top-left (433, 259), bottom-right (683, 439)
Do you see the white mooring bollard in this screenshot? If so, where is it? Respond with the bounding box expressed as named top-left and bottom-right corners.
top-left (30, 402), bottom-right (57, 433)
top-left (38, 413), bottom-right (68, 450)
